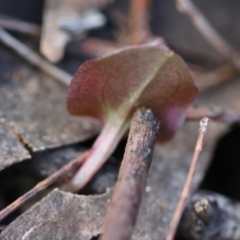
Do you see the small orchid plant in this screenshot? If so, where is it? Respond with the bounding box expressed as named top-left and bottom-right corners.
top-left (67, 40), bottom-right (198, 192)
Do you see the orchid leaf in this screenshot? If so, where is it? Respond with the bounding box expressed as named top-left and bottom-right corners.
top-left (67, 40), bottom-right (198, 191)
top-left (68, 41), bottom-right (197, 142)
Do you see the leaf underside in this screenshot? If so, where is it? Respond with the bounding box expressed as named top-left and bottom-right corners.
top-left (67, 41), bottom-right (198, 142)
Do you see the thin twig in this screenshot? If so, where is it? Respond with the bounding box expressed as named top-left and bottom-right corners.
top-left (193, 63), bottom-right (238, 92)
top-left (166, 117), bottom-right (209, 240)
top-left (0, 27), bottom-right (71, 86)
top-left (0, 151), bottom-right (89, 223)
top-left (100, 108), bottom-right (160, 240)
top-left (186, 105), bottom-right (240, 125)
top-left (0, 16), bottom-right (41, 36)
top-left (176, 0), bottom-right (240, 71)
top-left (128, 0), bottom-right (152, 45)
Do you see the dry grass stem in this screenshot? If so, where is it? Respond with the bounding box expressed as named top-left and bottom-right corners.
top-left (193, 63), bottom-right (238, 92)
top-left (187, 105), bottom-right (240, 125)
top-left (176, 0), bottom-right (240, 71)
top-left (0, 15), bottom-right (41, 36)
top-left (0, 27), bottom-right (71, 86)
top-left (166, 117), bottom-right (209, 240)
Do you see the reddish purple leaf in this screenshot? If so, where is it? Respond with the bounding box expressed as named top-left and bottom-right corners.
top-left (68, 41), bottom-right (197, 142)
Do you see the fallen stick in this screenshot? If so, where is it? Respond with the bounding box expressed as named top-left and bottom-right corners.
top-left (0, 27), bottom-right (71, 86)
top-left (100, 108), bottom-right (160, 240)
top-left (176, 0), bottom-right (240, 71)
top-left (0, 151), bottom-right (89, 223)
top-left (186, 105), bottom-right (240, 125)
top-left (166, 117), bottom-right (209, 240)
top-left (193, 63), bottom-right (238, 92)
top-left (79, 38), bottom-right (239, 94)
top-left (0, 16), bottom-right (41, 36)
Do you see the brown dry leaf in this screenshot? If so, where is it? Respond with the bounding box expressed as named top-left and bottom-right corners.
top-left (0, 44), bottom-right (100, 170)
top-left (0, 189), bottom-right (110, 240)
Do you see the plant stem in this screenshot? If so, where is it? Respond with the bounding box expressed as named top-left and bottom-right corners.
top-left (68, 116), bottom-right (130, 192)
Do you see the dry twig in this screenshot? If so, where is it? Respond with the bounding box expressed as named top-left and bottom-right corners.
top-left (176, 0), bottom-right (240, 90)
top-left (0, 151), bottom-right (89, 223)
top-left (0, 15), bottom-right (41, 36)
top-left (166, 117), bottom-right (209, 240)
top-left (0, 27), bottom-right (71, 86)
top-left (193, 63), bottom-right (238, 92)
top-left (128, 0), bottom-right (152, 45)
top-left (100, 108), bottom-right (160, 240)
top-left (176, 0), bottom-right (240, 71)
top-left (187, 105), bottom-right (240, 125)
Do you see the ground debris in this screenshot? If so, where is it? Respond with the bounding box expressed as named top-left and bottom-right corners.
top-left (0, 67), bottom-right (100, 152)
top-left (0, 121), bottom-right (224, 239)
top-left (1, 63), bottom-right (236, 237)
top-left (152, 0), bottom-right (240, 64)
top-left (0, 45), bottom-right (101, 170)
top-left (178, 190), bottom-right (240, 240)
top-left (1, 1), bottom-right (240, 239)
top-left (30, 145), bottom-right (87, 177)
top-left (30, 145), bottom-right (120, 194)
top-left (0, 189), bottom-right (110, 240)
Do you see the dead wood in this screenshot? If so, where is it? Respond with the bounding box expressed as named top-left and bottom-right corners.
top-left (100, 108), bottom-right (160, 240)
top-left (0, 27), bottom-right (71, 85)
